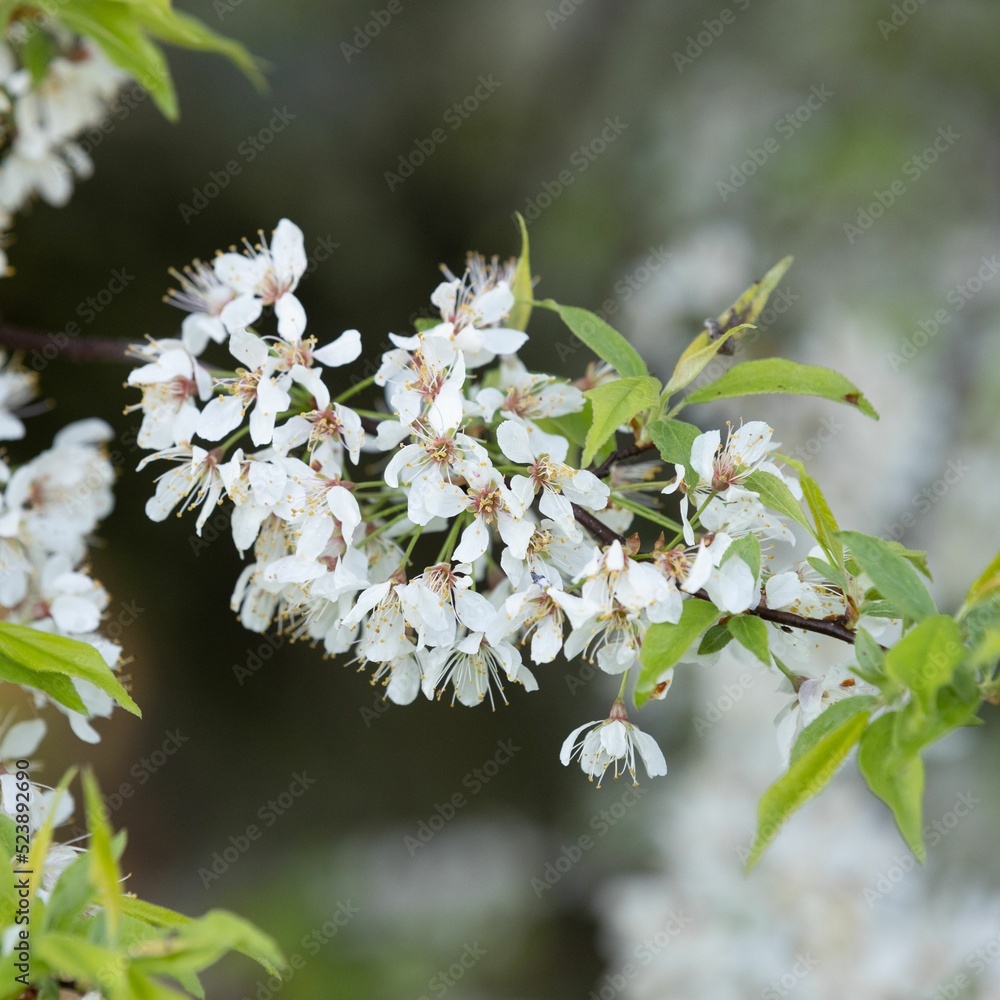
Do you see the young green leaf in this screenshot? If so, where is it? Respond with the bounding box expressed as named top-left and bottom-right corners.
top-left (721, 532), bottom-right (761, 583)
top-left (662, 324), bottom-right (746, 397)
top-left (84, 771), bottom-right (122, 939)
top-left (636, 599), bottom-right (720, 707)
top-left (535, 299), bottom-right (648, 377)
top-left (962, 549), bottom-right (1000, 610)
top-left (508, 212), bottom-right (533, 331)
top-left (0, 623), bottom-right (140, 717)
top-left (697, 623), bottom-right (733, 655)
top-left (726, 614), bottom-right (771, 665)
top-left (836, 531), bottom-right (936, 622)
top-left (789, 696), bottom-right (877, 767)
top-left (883, 615), bottom-right (963, 714)
top-left (746, 708), bottom-right (870, 870)
top-left (680, 358), bottom-right (878, 419)
top-left (648, 418), bottom-right (702, 478)
top-left (582, 376), bottom-right (661, 467)
top-left (858, 713), bottom-right (926, 861)
top-left (852, 627), bottom-right (889, 688)
top-left (743, 470), bottom-right (812, 533)
top-left (716, 256), bottom-right (794, 332)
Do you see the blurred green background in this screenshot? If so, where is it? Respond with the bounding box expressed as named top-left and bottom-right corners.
top-left (4, 0), bottom-right (1000, 996)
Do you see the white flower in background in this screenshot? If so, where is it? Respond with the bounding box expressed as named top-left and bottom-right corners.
top-left (376, 335), bottom-right (467, 431)
top-left (397, 562), bottom-right (495, 649)
top-left (231, 516), bottom-right (293, 632)
top-left (282, 442), bottom-right (363, 559)
top-left (137, 444), bottom-right (226, 536)
top-left (472, 357), bottom-right (584, 461)
top-left (342, 576), bottom-right (409, 663)
top-left (370, 642), bottom-right (425, 705)
top-left (393, 253), bottom-right (527, 368)
top-left (422, 463), bottom-right (534, 563)
top-left (165, 259), bottom-right (238, 355)
top-left (490, 583), bottom-right (567, 664)
top-left (663, 421), bottom-right (788, 544)
top-left (497, 420), bottom-right (609, 540)
top-left (0, 419), bottom-right (114, 562)
top-left (681, 533), bottom-right (758, 614)
top-left (773, 660), bottom-right (877, 766)
top-left (214, 218), bottom-right (308, 342)
top-left (197, 328), bottom-right (291, 447)
top-left (383, 422), bottom-right (489, 526)
top-left (561, 700), bottom-right (667, 786)
top-left (500, 518), bottom-right (598, 591)
top-left (422, 631), bottom-right (536, 708)
top-left (765, 552), bottom-right (846, 620)
top-left (0, 351), bottom-right (38, 439)
top-left (125, 340), bottom-right (213, 449)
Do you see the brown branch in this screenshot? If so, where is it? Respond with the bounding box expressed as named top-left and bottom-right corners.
top-left (589, 439), bottom-right (658, 480)
top-left (692, 588), bottom-right (858, 646)
top-left (0, 322), bottom-right (134, 364)
top-left (571, 504), bottom-right (624, 546)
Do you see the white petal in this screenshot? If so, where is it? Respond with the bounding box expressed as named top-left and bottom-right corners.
top-left (314, 329), bottom-right (362, 367)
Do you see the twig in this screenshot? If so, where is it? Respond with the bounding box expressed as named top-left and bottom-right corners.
top-left (0, 322), bottom-right (134, 364)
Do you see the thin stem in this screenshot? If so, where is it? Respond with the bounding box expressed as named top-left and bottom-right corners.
top-left (613, 495), bottom-right (682, 532)
top-left (401, 525), bottom-right (424, 567)
top-left (336, 374), bottom-right (377, 404)
top-left (615, 669), bottom-right (630, 702)
top-left (365, 510), bottom-right (410, 541)
top-left (0, 323), bottom-right (134, 364)
top-left (590, 440), bottom-right (657, 479)
top-left (435, 514), bottom-right (465, 563)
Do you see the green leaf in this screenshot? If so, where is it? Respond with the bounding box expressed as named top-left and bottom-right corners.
top-left (681, 358), bottom-right (878, 419)
top-left (747, 708), bottom-right (869, 870)
top-left (582, 376), bottom-right (661, 467)
top-left (57, 0), bottom-right (178, 118)
top-left (726, 615), bottom-right (771, 665)
top-left (743, 470), bottom-right (812, 533)
top-left (33, 934), bottom-right (126, 990)
top-left (852, 627), bottom-right (889, 688)
top-left (0, 657), bottom-right (88, 714)
top-left (129, 4), bottom-right (265, 92)
top-left (648, 418), bottom-right (702, 479)
top-left (662, 324), bottom-right (747, 397)
top-left (535, 300), bottom-right (648, 377)
top-left (836, 531), bottom-right (936, 623)
top-left (882, 540), bottom-right (932, 579)
top-left (697, 624), bottom-right (733, 655)
top-left (883, 615), bottom-right (963, 714)
top-left (789, 696), bottom-right (877, 767)
top-left (636, 599), bottom-right (720, 707)
top-left (721, 532), bottom-right (762, 584)
top-left (806, 556), bottom-right (847, 590)
top-left (84, 771), bottom-right (122, 939)
top-left (963, 550), bottom-right (1000, 609)
top-left (780, 454), bottom-right (844, 569)
top-left (42, 851), bottom-right (97, 932)
top-left (508, 212), bottom-right (533, 331)
top-left (0, 623), bottom-right (140, 717)
top-left (716, 256), bottom-right (794, 332)
top-left (858, 714), bottom-right (926, 861)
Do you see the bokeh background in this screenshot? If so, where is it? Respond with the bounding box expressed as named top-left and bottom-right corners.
top-left (4, 0), bottom-right (1000, 996)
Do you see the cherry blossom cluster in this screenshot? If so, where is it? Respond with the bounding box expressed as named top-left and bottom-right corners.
top-left (0, 30), bottom-right (130, 273)
top-left (0, 350), bottom-right (126, 883)
top-left (130, 218), bottom-right (874, 787)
